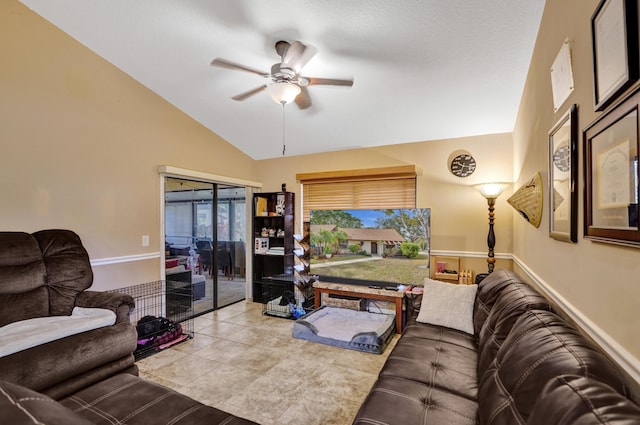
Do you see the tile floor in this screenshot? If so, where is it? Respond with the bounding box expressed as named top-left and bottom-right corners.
top-left (136, 301), bottom-right (399, 425)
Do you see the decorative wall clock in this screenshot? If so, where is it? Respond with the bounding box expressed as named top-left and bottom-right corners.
top-left (449, 153), bottom-right (477, 178)
top-left (552, 144), bottom-right (571, 172)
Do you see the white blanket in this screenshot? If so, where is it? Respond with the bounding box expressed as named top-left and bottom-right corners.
top-left (0, 307), bottom-right (116, 358)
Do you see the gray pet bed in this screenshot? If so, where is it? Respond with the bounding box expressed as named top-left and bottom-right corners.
top-left (293, 306), bottom-right (395, 354)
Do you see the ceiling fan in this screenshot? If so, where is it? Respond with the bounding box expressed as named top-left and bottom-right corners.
top-left (211, 40), bottom-right (353, 109)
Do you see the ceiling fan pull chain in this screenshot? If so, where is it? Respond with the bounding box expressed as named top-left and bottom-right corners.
top-left (281, 101), bottom-right (286, 156)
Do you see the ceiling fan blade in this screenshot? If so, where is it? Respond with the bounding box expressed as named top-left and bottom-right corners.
top-left (294, 86), bottom-right (312, 110)
top-left (283, 41), bottom-right (317, 72)
top-left (231, 85), bottom-right (267, 101)
top-left (210, 58), bottom-right (269, 77)
top-left (307, 77), bottom-right (353, 87)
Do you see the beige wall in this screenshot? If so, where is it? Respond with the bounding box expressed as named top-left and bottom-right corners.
top-left (254, 133), bottom-right (514, 275)
top-left (0, 2), bottom-right (255, 289)
top-left (513, 0), bottom-right (640, 361)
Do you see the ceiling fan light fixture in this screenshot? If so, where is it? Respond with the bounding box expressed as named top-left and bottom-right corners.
top-left (267, 81), bottom-right (301, 104)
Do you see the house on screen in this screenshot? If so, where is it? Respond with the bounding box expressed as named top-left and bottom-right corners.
top-left (310, 224), bottom-right (404, 256)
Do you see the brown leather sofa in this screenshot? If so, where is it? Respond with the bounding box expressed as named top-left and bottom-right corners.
top-left (1, 373), bottom-right (258, 424)
top-left (0, 230), bottom-right (138, 399)
top-left (352, 269), bottom-right (640, 424)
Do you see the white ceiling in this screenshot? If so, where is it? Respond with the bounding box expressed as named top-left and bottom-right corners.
top-left (20, 0), bottom-right (545, 160)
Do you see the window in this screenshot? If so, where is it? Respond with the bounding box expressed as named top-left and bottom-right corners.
top-left (296, 165), bottom-right (427, 287)
top-left (296, 165), bottom-right (417, 220)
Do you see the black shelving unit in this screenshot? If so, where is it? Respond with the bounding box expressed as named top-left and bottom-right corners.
top-left (252, 192), bottom-right (295, 304)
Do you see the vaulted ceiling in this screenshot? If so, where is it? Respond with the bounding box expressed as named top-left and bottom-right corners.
top-left (21, 0), bottom-right (545, 160)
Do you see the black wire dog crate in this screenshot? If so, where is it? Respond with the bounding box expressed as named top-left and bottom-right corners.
top-left (110, 279), bottom-right (194, 360)
top-left (261, 274), bottom-right (314, 319)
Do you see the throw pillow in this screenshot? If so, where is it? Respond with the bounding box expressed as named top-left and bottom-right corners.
top-left (165, 258), bottom-right (180, 268)
top-left (416, 279), bottom-right (478, 334)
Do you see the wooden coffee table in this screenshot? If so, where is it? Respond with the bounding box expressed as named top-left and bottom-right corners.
top-left (313, 281), bottom-right (406, 333)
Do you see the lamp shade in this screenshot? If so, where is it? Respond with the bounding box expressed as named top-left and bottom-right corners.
top-left (474, 182), bottom-right (509, 199)
top-left (267, 82), bottom-right (301, 104)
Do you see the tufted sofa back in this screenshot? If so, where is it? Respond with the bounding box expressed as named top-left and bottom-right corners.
top-left (0, 230), bottom-right (93, 326)
top-left (477, 282), bottom-right (554, 373)
top-left (478, 309), bottom-right (630, 425)
top-left (473, 269), bottom-right (522, 335)
top-left (32, 230), bottom-right (93, 315)
top-left (527, 374), bottom-right (640, 425)
top-left (473, 269), bottom-right (635, 425)
top-left (0, 232), bottom-right (49, 326)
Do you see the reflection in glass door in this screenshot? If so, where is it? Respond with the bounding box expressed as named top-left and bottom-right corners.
top-left (164, 178), bottom-right (246, 316)
top-left (215, 185), bottom-right (246, 309)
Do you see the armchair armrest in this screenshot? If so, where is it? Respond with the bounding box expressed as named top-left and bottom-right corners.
top-left (75, 291), bottom-right (135, 324)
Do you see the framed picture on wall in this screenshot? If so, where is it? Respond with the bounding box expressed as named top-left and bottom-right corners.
top-left (549, 104), bottom-right (578, 242)
top-left (584, 86), bottom-right (640, 247)
top-left (591, 0), bottom-right (639, 111)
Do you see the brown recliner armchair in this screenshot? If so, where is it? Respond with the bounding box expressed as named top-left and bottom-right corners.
top-left (0, 230), bottom-right (138, 400)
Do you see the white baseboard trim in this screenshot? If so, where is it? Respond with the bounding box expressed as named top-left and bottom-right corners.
top-left (512, 255), bottom-right (640, 384)
top-left (90, 252), bottom-right (161, 267)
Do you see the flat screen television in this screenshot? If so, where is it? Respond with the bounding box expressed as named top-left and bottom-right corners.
top-left (309, 208), bottom-right (430, 287)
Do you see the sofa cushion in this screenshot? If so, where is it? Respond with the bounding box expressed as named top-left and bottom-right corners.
top-left (416, 280), bottom-right (477, 334)
top-left (0, 232), bottom-right (47, 291)
top-left (380, 322), bottom-right (478, 400)
top-left (166, 264), bottom-right (187, 274)
top-left (0, 380), bottom-right (92, 425)
top-left (403, 320), bottom-right (478, 351)
top-left (0, 287), bottom-right (50, 327)
top-left (33, 230), bottom-right (93, 316)
top-left (61, 373), bottom-right (258, 424)
top-left (473, 269), bottom-right (523, 335)
top-left (477, 282), bottom-right (553, 373)
top-left (527, 375), bottom-right (640, 425)
top-left (166, 258), bottom-right (180, 268)
top-left (0, 232), bottom-right (48, 326)
top-left (478, 310), bottom-right (630, 425)
top-left (352, 375), bottom-right (477, 425)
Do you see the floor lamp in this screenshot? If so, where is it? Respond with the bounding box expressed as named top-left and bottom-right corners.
top-left (474, 183), bottom-right (508, 273)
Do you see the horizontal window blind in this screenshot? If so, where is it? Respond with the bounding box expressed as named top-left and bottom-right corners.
top-left (297, 166), bottom-right (417, 221)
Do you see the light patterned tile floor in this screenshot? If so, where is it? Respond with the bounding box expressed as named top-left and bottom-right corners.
top-left (136, 301), bottom-right (398, 425)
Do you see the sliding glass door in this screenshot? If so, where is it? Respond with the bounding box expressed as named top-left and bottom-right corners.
top-left (164, 177), bottom-right (246, 316)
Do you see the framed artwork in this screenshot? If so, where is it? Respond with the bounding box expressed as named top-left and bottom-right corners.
top-left (549, 104), bottom-right (578, 242)
top-left (591, 0), bottom-right (639, 111)
top-left (551, 39), bottom-right (574, 113)
top-left (584, 85), bottom-right (640, 247)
